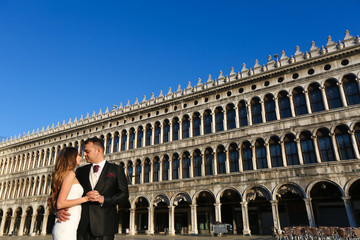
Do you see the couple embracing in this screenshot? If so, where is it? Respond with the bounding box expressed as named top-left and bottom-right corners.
top-left (48, 137), bottom-right (129, 240)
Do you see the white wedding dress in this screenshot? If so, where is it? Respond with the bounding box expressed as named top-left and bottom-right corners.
top-left (52, 183), bottom-right (84, 240)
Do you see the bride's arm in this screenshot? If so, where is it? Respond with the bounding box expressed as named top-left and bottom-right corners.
top-left (57, 171), bottom-right (88, 209)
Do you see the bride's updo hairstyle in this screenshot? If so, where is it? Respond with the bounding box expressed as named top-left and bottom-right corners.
top-left (47, 147), bottom-right (78, 212)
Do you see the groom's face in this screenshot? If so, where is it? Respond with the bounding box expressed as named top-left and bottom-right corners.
top-left (84, 142), bottom-right (100, 164)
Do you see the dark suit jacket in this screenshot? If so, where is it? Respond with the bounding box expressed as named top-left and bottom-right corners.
top-left (76, 161), bottom-right (129, 237)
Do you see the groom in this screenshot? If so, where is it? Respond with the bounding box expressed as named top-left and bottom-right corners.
top-left (58, 137), bottom-right (129, 240)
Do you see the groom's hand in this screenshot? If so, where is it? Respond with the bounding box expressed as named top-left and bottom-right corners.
top-left (87, 190), bottom-right (104, 204)
top-left (56, 208), bottom-right (70, 223)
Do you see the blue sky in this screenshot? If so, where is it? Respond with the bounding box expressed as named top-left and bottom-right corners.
top-left (1, 0), bottom-right (360, 139)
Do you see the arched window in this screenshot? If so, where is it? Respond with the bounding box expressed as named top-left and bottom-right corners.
top-left (215, 107), bottom-right (224, 132)
top-left (182, 115), bottom-right (190, 139)
top-left (354, 123), bottom-right (360, 154)
top-left (135, 159), bottom-right (142, 184)
top-left (193, 150), bottom-right (202, 177)
top-left (300, 131), bottom-right (317, 164)
top-left (172, 153), bottom-right (180, 180)
top-left (216, 145), bottom-right (226, 174)
top-left (137, 126), bottom-right (143, 148)
top-left (269, 136), bottom-right (283, 167)
top-left (193, 112), bottom-right (201, 136)
top-left (205, 148), bottom-right (214, 176)
top-left (308, 83), bottom-right (325, 112)
top-left (242, 141), bottom-right (253, 171)
top-left (144, 158), bottom-right (150, 183)
top-left (317, 128), bottom-right (336, 162)
top-left (129, 128), bottom-right (135, 149)
top-left (226, 104), bottom-right (236, 129)
top-left (154, 121), bottom-right (161, 144)
top-left (203, 109), bottom-right (212, 134)
top-left (106, 134), bottom-right (112, 154)
top-left (264, 94), bottom-right (276, 122)
top-left (325, 79), bottom-right (343, 109)
top-left (255, 139), bottom-right (267, 169)
top-left (238, 100), bottom-right (248, 127)
top-left (172, 118), bottom-right (180, 141)
top-left (145, 124), bottom-right (152, 146)
top-left (153, 157), bottom-right (160, 182)
top-left (182, 151), bottom-right (191, 179)
top-left (278, 91), bottom-right (292, 119)
top-left (127, 161), bottom-right (133, 185)
top-left (343, 74), bottom-right (360, 105)
top-left (293, 87), bottom-right (308, 116)
top-left (162, 155), bottom-right (169, 181)
top-left (284, 134), bottom-right (299, 165)
top-left (121, 130), bottom-right (127, 151)
top-left (229, 143), bottom-right (239, 172)
top-left (335, 125), bottom-right (355, 160)
top-left (251, 97), bottom-right (262, 124)
top-left (163, 119), bottom-right (170, 143)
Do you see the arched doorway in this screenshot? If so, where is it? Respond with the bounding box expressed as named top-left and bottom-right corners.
top-left (3, 209), bottom-right (12, 235)
top-left (34, 206), bottom-right (44, 235)
top-left (310, 181), bottom-right (348, 226)
top-left (196, 191), bottom-right (215, 235)
top-left (13, 207), bottom-right (22, 235)
top-left (153, 195), bottom-right (169, 234)
top-left (349, 179), bottom-right (360, 226)
top-left (246, 187), bottom-right (272, 235)
top-left (135, 197), bottom-right (149, 234)
top-left (276, 184), bottom-right (308, 227)
top-left (220, 189), bottom-right (242, 234)
top-left (23, 207), bottom-right (33, 235)
top-left (174, 193), bottom-right (191, 234)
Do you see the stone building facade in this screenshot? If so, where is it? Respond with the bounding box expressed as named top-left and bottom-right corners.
top-left (1, 30), bottom-right (360, 237)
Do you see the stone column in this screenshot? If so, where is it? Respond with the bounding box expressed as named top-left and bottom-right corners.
top-left (225, 150), bottom-right (230, 173)
top-left (311, 136), bottom-right (322, 163)
top-left (110, 134), bottom-right (115, 153)
top-left (169, 157), bottom-right (173, 181)
top-left (142, 129), bottom-right (146, 148)
top-left (201, 154), bottom-right (205, 177)
top-left (149, 161), bottom-right (154, 183)
top-left (179, 120), bottom-right (183, 140)
top-left (18, 213), bottom-right (26, 236)
top-left (189, 117), bottom-right (193, 138)
top-left (199, 114), bottom-right (204, 135)
top-left (133, 131), bottom-right (138, 149)
top-left (295, 138), bottom-right (304, 165)
top-left (270, 200), bottom-right (281, 231)
top-left (189, 156), bottom-right (194, 178)
top-left (260, 100), bottom-right (266, 123)
top-left (251, 145), bottom-right (257, 170)
top-left (246, 104), bottom-right (253, 126)
top-left (349, 130), bottom-right (360, 159)
top-left (320, 86), bottom-right (330, 110)
top-left (337, 82), bottom-right (348, 107)
top-left (342, 197), bottom-right (356, 227)
top-left (29, 215), bottom-right (36, 236)
top-left (40, 213), bottom-right (48, 235)
top-left (190, 204), bottom-right (198, 235)
top-left (213, 153), bottom-right (218, 175)
top-left (168, 205), bottom-right (175, 235)
top-left (265, 143), bottom-right (272, 168)
top-left (241, 201), bottom-right (251, 236)
top-left (160, 124), bottom-right (164, 144)
top-left (169, 122), bottom-right (173, 141)
top-left (129, 208), bottom-right (136, 235)
top-left (303, 198), bottom-right (316, 227)
top-left (148, 206), bottom-right (154, 235)
top-left (211, 113), bottom-right (216, 133)
top-left (273, 97), bottom-right (280, 121)
top-left (288, 94), bottom-right (296, 117)
top-left (159, 160), bottom-right (163, 182)
top-left (214, 203), bottom-right (222, 223)
top-left (234, 107), bottom-right (240, 128)
top-left (238, 147), bottom-right (243, 172)
top-left (0, 212), bottom-right (7, 236)
top-left (9, 216), bottom-right (15, 236)
top-left (303, 90), bottom-right (312, 114)
top-left (223, 110), bottom-right (228, 131)
top-left (179, 156), bottom-right (183, 179)
top-left (329, 133), bottom-right (341, 161)
top-left (280, 141), bottom-right (288, 167)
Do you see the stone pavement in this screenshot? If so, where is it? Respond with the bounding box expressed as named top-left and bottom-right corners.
top-left (0, 234), bottom-right (275, 240)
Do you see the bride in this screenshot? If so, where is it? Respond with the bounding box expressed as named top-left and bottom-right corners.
top-left (48, 147), bottom-right (89, 240)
